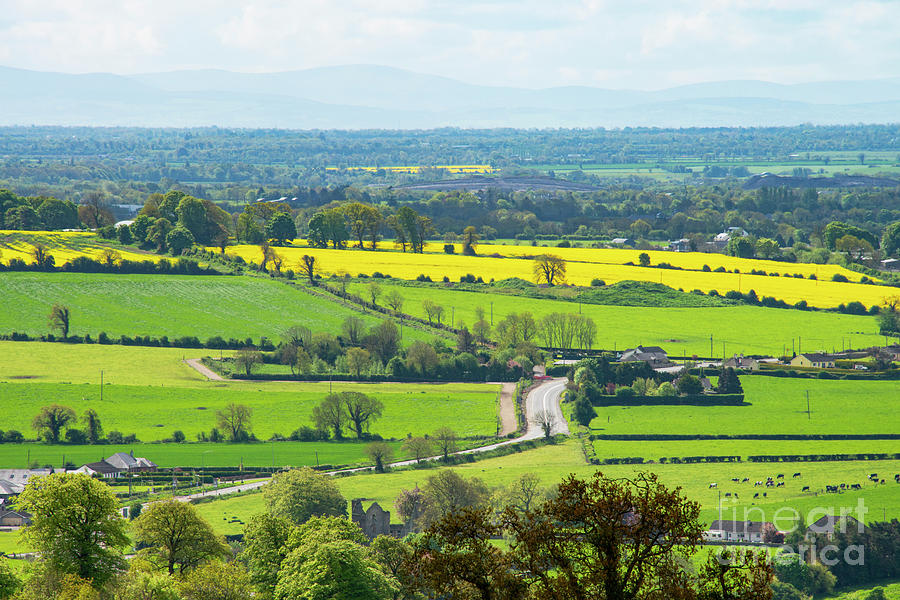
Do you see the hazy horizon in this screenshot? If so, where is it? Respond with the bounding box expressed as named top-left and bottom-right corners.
top-left (3, 1), bottom-right (900, 90)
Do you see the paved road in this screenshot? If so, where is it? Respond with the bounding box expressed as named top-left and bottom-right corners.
top-left (170, 377), bottom-right (569, 502)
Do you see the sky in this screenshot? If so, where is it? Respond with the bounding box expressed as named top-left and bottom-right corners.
top-left (0, 0), bottom-right (898, 89)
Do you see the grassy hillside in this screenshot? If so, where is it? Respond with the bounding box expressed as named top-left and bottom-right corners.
top-left (0, 272), bottom-right (430, 342)
top-left (587, 376), bottom-right (900, 436)
top-left (346, 280), bottom-right (884, 356)
top-left (0, 380), bottom-right (500, 441)
top-left (188, 440), bottom-right (900, 536)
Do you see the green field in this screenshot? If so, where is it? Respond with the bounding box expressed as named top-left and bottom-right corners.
top-left (0, 340), bottom-right (216, 387)
top-left (0, 272), bottom-right (430, 342)
top-left (592, 439), bottom-right (900, 461)
top-left (587, 376), bottom-right (900, 436)
top-left (0, 441), bottom-right (399, 470)
top-left (0, 341), bottom-right (500, 446)
top-left (188, 440), bottom-right (900, 537)
top-left (347, 281), bottom-right (885, 357)
top-left (0, 380), bottom-right (500, 442)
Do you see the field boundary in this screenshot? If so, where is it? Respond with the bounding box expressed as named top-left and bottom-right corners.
top-left (591, 433), bottom-right (900, 440)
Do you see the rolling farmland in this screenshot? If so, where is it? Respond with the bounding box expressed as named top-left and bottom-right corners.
top-left (345, 280), bottom-right (885, 356)
top-left (0, 272), bottom-right (433, 342)
top-left (220, 243), bottom-right (894, 308)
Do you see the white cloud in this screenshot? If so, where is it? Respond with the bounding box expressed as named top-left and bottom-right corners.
top-left (0, 0), bottom-right (898, 87)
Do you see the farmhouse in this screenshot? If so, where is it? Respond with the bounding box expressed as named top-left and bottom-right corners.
top-left (74, 460), bottom-right (123, 479)
top-left (723, 354), bottom-right (760, 371)
top-left (668, 238), bottom-right (692, 252)
top-left (104, 451), bottom-right (158, 472)
top-left (619, 345), bottom-right (674, 369)
top-left (0, 468), bottom-right (53, 501)
top-left (0, 508), bottom-right (31, 527)
top-left (712, 227), bottom-right (749, 249)
top-left (808, 514), bottom-right (866, 539)
top-left (790, 353), bottom-right (836, 369)
top-left (610, 237), bottom-right (635, 247)
top-left (706, 520), bottom-right (774, 543)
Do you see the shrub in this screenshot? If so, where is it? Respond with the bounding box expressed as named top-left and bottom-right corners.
top-left (832, 273), bottom-right (849, 282)
top-left (443, 244), bottom-right (455, 254)
top-left (590, 278), bottom-right (605, 287)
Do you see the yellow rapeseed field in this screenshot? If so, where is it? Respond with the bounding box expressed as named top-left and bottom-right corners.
top-left (444, 243), bottom-right (869, 282)
top-left (325, 165), bottom-right (495, 174)
top-left (219, 243), bottom-right (894, 309)
top-left (0, 231), bottom-right (162, 264)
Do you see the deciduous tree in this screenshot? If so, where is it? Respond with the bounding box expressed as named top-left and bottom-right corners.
top-left (234, 347), bottom-right (263, 376)
top-left (15, 473), bottom-right (128, 586)
top-left (48, 303), bottom-right (70, 339)
top-left (32, 404), bottom-right (76, 443)
top-left (365, 441), bottom-right (394, 472)
top-left (312, 393), bottom-right (346, 439)
top-left (533, 254), bottom-right (567, 286)
top-left (299, 254), bottom-right (318, 284)
top-left (342, 392), bottom-right (384, 438)
top-left (263, 467), bottom-right (347, 525)
top-left (433, 426), bottom-right (458, 461)
top-left (216, 403), bottom-right (253, 442)
top-left (402, 437), bottom-right (434, 463)
top-left (132, 499), bottom-right (229, 575)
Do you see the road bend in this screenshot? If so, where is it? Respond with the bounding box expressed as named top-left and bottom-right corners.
top-left (171, 377), bottom-right (570, 502)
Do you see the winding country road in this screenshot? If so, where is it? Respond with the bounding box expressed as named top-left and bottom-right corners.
top-left (172, 377), bottom-right (569, 502)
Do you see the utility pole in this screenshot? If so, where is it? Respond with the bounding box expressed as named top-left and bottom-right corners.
top-left (710, 334), bottom-right (713, 358)
top-left (806, 390), bottom-right (811, 420)
top-left (490, 302), bottom-right (494, 325)
top-left (100, 370), bottom-right (103, 403)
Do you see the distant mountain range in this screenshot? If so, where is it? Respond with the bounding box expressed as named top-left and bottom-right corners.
top-left (2, 64), bottom-right (900, 129)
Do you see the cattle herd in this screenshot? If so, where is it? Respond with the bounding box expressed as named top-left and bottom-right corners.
top-left (708, 471), bottom-right (900, 501)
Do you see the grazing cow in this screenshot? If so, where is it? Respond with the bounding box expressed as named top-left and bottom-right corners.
top-left (792, 472), bottom-right (801, 478)
top-left (776, 481), bottom-right (785, 487)
top-left (840, 483), bottom-right (847, 489)
top-left (754, 481), bottom-right (763, 487)
top-left (880, 479), bottom-right (885, 484)
top-left (826, 485), bottom-right (838, 493)
top-left (766, 481), bottom-right (774, 487)
top-left (731, 478), bottom-right (739, 482)
top-left (753, 493), bottom-right (759, 499)
top-left (762, 492), bottom-right (767, 497)
top-left (869, 473), bottom-right (878, 480)
top-left (851, 484), bottom-right (862, 490)
top-left (802, 486), bottom-right (810, 492)
top-left (734, 493), bottom-right (739, 499)
top-left (709, 483), bottom-right (717, 488)
top-left (776, 474), bottom-right (784, 479)
top-left (725, 493), bottom-right (731, 497)
top-left (742, 477), bottom-right (749, 483)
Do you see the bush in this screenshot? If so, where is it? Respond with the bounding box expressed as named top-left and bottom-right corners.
top-left (290, 426), bottom-right (329, 442)
top-left (172, 430), bottom-right (186, 443)
top-left (65, 428), bottom-right (88, 444)
top-left (590, 278), bottom-right (605, 287)
top-left (832, 273), bottom-right (849, 282)
top-left (443, 244), bottom-right (455, 254)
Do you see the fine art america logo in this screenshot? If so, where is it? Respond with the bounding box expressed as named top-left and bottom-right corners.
top-left (713, 498), bottom-right (868, 566)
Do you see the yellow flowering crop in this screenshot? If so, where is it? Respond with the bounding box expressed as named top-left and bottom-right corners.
top-left (219, 243), bottom-right (894, 309)
top-left (325, 165), bottom-right (494, 174)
